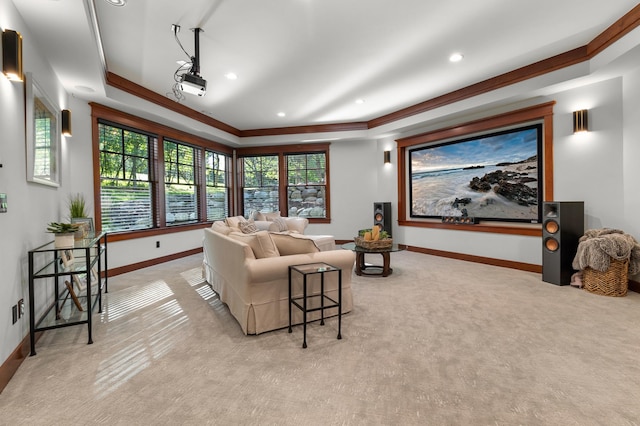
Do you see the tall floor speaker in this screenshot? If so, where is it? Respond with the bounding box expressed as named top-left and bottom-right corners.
top-left (373, 202), bottom-right (392, 236)
top-left (542, 201), bottom-right (584, 286)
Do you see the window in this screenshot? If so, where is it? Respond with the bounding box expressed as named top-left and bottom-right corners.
top-left (287, 153), bottom-right (326, 217)
top-left (205, 150), bottom-right (229, 221)
top-left (99, 123), bottom-right (154, 233)
top-left (238, 144), bottom-right (330, 221)
top-left (92, 104), bottom-right (233, 237)
top-left (164, 140), bottom-right (197, 226)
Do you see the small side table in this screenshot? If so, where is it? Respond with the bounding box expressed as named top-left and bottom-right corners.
top-left (288, 262), bottom-right (342, 348)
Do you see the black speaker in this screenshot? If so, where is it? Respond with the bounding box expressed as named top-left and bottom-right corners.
top-left (373, 202), bottom-right (392, 236)
top-left (542, 201), bottom-right (584, 286)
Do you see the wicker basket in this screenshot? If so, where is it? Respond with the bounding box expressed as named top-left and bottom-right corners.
top-left (354, 236), bottom-right (393, 250)
top-left (583, 258), bottom-right (629, 297)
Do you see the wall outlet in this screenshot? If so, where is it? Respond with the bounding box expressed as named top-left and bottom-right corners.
top-left (12, 305), bottom-right (17, 324)
top-left (18, 299), bottom-right (24, 318)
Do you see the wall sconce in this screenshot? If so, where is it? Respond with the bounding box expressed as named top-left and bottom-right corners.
top-left (2, 29), bottom-right (23, 82)
top-left (573, 109), bottom-right (588, 133)
top-left (384, 150), bottom-right (391, 164)
top-left (61, 109), bottom-right (72, 137)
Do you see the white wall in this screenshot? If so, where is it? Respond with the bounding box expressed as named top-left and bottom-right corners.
top-left (0, 2), bottom-right (72, 364)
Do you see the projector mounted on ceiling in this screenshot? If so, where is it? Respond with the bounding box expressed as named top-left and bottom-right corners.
top-left (169, 25), bottom-right (207, 99)
top-left (180, 73), bottom-right (206, 96)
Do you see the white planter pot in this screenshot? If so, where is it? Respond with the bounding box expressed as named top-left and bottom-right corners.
top-left (54, 233), bottom-right (75, 249)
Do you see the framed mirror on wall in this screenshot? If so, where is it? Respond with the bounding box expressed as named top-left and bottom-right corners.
top-left (25, 72), bottom-right (61, 187)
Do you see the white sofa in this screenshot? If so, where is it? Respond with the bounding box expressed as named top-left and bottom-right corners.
top-left (202, 219), bottom-right (355, 335)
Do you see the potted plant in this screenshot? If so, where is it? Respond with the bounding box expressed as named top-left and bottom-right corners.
top-left (69, 193), bottom-right (88, 219)
top-left (47, 222), bottom-right (81, 248)
top-left (68, 193), bottom-right (90, 239)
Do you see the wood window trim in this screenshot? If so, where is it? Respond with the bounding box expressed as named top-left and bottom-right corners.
top-left (396, 101), bottom-right (555, 236)
top-left (237, 143), bottom-right (331, 222)
top-left (91, 102), bottom-right (233, 240)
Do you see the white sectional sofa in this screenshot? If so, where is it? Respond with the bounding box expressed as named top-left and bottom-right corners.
top-left (202, 218), bottom-right (355, 335)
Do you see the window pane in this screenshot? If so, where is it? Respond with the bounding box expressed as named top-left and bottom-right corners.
top-left (100, 152), bottom-right (123, 179)
top-left (100, 126), bottom-right (122, 153)
top-left (100, 183), bottom-right (153, 232)
top-left (166, 184), bottom-right (197, 225)
top-left (287, 185), bottom-right (326, 217)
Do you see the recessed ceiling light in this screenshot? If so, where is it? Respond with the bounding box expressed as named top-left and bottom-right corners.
top-left (449, 52), bottom-right (464, 62)
top-left (104, 0), bottom-right (126, 6)
top-left (277, 112), bottom-right (286, 117)
top-left (355, 99), bottom-right (365, 104)
top-left (225, 72), bottom-right (238, 80)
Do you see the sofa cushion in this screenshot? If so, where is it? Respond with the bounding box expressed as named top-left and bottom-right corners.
top-left (212, 221), bottom-right (232, 235)
top-left (228, 231), bottom-right (280, 259)
top-left (225, 215), bottom-right (246, 229)
top-left (239, 219), bottom-right (258, 234)
top-left (270, 232), bottom-right (320, 255)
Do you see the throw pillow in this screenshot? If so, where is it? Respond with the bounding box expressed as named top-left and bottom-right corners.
top-left (270, 233), bottom-right (320, 255)
top-left (225, 215), bottom-right (245, 229)
top-left (270, 216), bottom-right (288, 232)
top-left (239, 219), bottom-right (258, 234)
top-left (228, 231), bottom-right (280, 259)
top-left (264, 211), bottom-right (281, 221)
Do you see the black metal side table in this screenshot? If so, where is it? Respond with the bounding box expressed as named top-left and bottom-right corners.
top-left (288, 262), bottom-right (342, 348)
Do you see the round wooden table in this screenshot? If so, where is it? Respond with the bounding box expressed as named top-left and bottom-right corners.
top-left (341, 242), bottom-right (406, 277)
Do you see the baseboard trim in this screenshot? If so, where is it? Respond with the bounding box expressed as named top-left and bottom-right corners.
top-left (109, 247), bottom-right (203, 277)
top-left (0, 331), bottom-right (42, 394)
top-left (406, 245), bottom-right (542, 273)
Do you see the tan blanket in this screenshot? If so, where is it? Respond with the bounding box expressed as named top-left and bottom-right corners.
top-left (572, 228), bottom-right (640, 274)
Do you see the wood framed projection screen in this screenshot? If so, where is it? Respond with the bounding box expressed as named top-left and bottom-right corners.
top-left (396, 102), bottom-right (555, 236)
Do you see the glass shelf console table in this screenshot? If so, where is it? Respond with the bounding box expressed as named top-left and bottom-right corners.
top-left (28, 232), bottom-right (108, 356)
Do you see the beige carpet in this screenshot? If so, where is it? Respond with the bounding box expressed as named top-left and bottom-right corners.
top-left (1, 251), bottom-right (639, 425)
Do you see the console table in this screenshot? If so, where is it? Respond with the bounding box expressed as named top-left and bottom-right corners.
top-left (341, 242), bottom-right (406, 277)
top-left (28, 232), bottom-right (108, 355)
top-left (288, 262), bottom-right (342, 348)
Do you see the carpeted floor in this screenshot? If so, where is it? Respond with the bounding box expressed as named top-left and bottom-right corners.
top-left (1, 251), bottom-right (639, 425)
